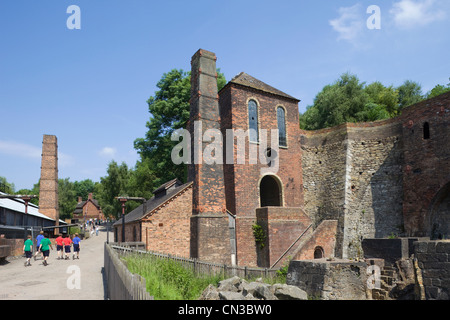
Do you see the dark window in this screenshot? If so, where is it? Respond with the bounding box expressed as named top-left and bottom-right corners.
top-left (423, 122), bottom-right (430, 140)
top-left (248, 100), bottom-right (259, 142)
top-left (265, 148), bottom-right (278, 167)
top-left (277, 107), bottom-right (287, 147)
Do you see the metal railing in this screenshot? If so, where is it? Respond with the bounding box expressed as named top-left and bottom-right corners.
top-left (110, 243), bottom-right (281, 281)
top-left (270, 223), bottom-right (313, 269)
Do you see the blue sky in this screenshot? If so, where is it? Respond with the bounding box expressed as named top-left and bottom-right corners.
top-left (0, 0), bottom-right (449, 191)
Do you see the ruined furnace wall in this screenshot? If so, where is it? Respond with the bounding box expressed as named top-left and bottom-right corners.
top-left (301, 120), bottom-right (404, 259)
top-left (300, 91), bottom-right (450, 259)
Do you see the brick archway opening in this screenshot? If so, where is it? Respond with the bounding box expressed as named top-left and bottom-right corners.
top-left (429, 182), bottom-right (450, 240)
top-left (314, 246), bottom-right (324, 259)
top-left (260, 175), bottom-right (282, 207)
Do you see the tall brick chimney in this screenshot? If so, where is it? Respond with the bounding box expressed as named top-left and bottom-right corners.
top-left (39, 135), bottom-right (59, 226)
top-left (189, 49), bottom-right (231, 264)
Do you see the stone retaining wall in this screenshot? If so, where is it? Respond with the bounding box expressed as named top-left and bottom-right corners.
top-left (414, 240), bottom-right (450, 300)
top-left (286, 259), bottom-right (368, 300)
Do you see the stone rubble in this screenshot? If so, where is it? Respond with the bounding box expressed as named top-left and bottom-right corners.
top-left (199, 276), bottom-right (308, 300)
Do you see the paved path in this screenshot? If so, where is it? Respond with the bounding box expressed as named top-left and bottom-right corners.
top-left (0, 227), bottom-right (112, 300)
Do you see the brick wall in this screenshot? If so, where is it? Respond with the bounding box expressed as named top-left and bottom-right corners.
top-left (190, 214), bottom-right (231, 264)
top-left (400, 92), bottom-right (450, 238)
top-left (188, 49), bottom-right (230, 263)
top-left (39, 135), bottom-right (59, 224)
top-left (219, 83), bottom-right (303, 267)
top-left (256, 207), bottom-right (311, 268)
top-left (117, 186), bottom-right (193, 258)
top-left (294, 220), bottom-right (338, 261)
top-left (83, 201), bottom-right (102, 220)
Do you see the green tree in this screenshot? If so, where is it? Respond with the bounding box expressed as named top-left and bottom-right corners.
top-left (58, 178), bottom-right (77, 220)
top-left (426, 79), bottom-right (450, 99)
top-left (16, 181), bottom-right (40, 205)
top-left (299, 104), bottom-right (320, 131)
top-left (300, 73), bottom-right (369, 130)
top-left (397, 80), bottom-right (423, 111)
top-left (134, 68), bottom-right (226, 185)
top-left (364, 81), bottom-right (399, 117)
top-left (127, 158), bottom-right (158, 200)
top-left (299, 74), bottom-right (426, 130)
top-left (73, 179), bottom-right (96, 201)
top-left (0, 176), bottom-right (15, 194)
top-left (96, 160), bottom-right (134, 220)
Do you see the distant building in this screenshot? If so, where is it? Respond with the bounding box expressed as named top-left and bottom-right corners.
top-left (73, 193), bottom-right (104, 222)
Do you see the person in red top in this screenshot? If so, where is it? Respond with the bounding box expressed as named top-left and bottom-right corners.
top-left (55, 234), bottom-right (64, 260)
top-left (63, 234), bottom-right (72, 260)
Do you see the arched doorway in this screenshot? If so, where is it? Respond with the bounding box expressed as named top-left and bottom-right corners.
top-left (259, 175), bottom-right (282, 207)
top-left (314, 246), bottom-right (324, 259)
top-left (429, 182), bottom-right (450, 240)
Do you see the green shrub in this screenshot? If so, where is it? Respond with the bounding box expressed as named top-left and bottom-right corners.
top-left (69, 226), bottom-right (80, 235)
top-left (252, 223), bottom-right (266, 249)
top-left (123, 254), bottom-right (224, 300)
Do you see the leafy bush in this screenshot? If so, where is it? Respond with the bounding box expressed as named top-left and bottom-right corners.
top-left (123, 254), bottom-right (224, 300)
top-left (252, 223), bottom-right (266, 249)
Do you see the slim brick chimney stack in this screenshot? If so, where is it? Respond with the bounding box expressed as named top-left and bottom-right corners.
top-left (188, 49), bottom-right (231, 264)
top-left (39, 135), bottom-right (59, 226)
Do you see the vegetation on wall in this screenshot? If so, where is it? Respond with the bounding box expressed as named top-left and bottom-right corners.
top-left (252, 223), bottom-right (267, 249)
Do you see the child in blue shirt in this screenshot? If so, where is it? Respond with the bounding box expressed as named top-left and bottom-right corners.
top-left (72, 233), bottom-right (81, 259)
top-left (34, 231), bottom-right (44, 261)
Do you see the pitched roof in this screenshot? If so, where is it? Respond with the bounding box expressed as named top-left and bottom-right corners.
top-left (224, 72), bottom-right (299, 102)
top-left (113, 181), bottom-right (193, 226)
top-left (0, 192), bottom-right (65, 224)
top-left (73, 198), bottom-right (101, 215)
top-left (152, 178), bottom-right (183, 197)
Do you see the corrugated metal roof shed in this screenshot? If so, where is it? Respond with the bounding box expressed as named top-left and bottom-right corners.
top-left (0, 192), bottom-right (64, 224)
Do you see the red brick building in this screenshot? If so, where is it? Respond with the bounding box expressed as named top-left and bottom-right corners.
top-left (113, 179), bottom-right (193, 258)
top-left (115, 49), bottom-right (449, 268)
top-left (73, 193), bottom-right (104, 222)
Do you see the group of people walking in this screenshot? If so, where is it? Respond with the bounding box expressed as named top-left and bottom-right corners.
top-left (55, 233), bottom-right (81, 261)
top-left (23, 231), bottom-right (81, 267)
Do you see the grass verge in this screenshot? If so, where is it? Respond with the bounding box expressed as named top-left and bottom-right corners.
top-left (122, 254), bottom-right (225, 300)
